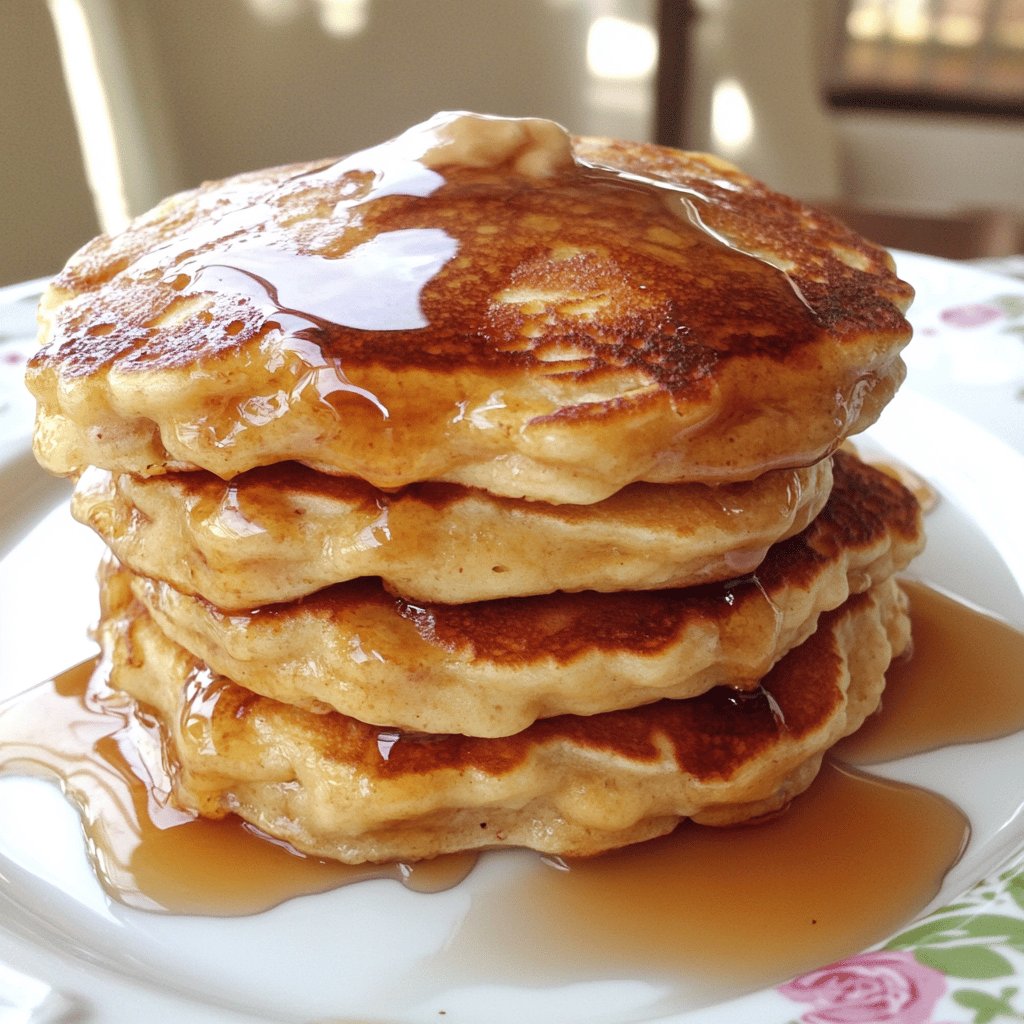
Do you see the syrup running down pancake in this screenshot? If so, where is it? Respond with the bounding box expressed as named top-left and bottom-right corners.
top-left (27, 113), bottom-right (912, 502)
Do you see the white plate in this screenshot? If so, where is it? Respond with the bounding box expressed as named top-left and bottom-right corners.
top-left (1, 251), bottom-right (1023, 1024)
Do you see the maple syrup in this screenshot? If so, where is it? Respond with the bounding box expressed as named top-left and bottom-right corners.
top-left (837, 580), bottom-right (1024, 764)
top-left (437, 762), bottom-right (967, 1003)
top-left (26, 113), bottom-right (911, 506)
top-left (0, 580), bottom-right (1021, 998)
top-left (0, 660), bottom-right (475, 916)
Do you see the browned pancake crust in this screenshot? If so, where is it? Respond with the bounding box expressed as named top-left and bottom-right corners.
top-left (172, 451), bottom-right (918, 662)
top-left (195, 595), bottom-right (872, 778)
top-left (102, 574), bottom-right (909, 860)
top-left (124, 451), bottom-right (922, 735)
top-left (356, 453), bottom-right (919, 663)
top-left (34, 146), bottom-right (909, 382)
top-left (27, 114), bottom-right (912, 496)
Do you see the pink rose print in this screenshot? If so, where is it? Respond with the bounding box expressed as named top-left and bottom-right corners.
top-left (778, 950), bottom-right (946, 1024)
top-left (0, 344), bottom-right (31, 366)
top-left (939, 303), bottom-right (1002, 328)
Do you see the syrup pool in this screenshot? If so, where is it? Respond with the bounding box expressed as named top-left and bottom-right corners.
top-left (2, 581), bottom-right (1023, 1003)
top-left (837, 580), bottom-right (1024, 764)
top-left (0, 659), bottom-right (475, 915)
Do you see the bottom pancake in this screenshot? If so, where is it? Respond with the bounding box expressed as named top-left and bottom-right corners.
top-left (97, 566), bottom-right (910, 863)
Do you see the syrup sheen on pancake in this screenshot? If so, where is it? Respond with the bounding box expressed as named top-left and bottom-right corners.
top-left (70, 458), bottom-right (833, 607)
top-left (96, 573), bottom-right (910, 863)
top-left (5, 582), bottom-right (1019, 931)
top-left (118, 451), bottom-right (923, 736)
top-left (0, 613), bottom-right (990, 1002)
top-left (26, 112), bottom-right (913, 500)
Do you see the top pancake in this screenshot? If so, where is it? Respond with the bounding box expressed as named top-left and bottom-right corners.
top-left (27, 112), bottom-right (913, 501)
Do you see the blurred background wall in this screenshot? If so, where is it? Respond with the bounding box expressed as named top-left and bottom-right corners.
top-left (3, 0), bottom-right (1023, 285)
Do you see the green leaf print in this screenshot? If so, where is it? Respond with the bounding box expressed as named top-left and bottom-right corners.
top-left (915, 944), bottom-right (1014, 980)
top-left (952, 986), bottom-right (1024, 1023)
top-left (887, 912), bottom-right (1024, 954)
top-left (1007, 870), bottom-right (1024, 913)
top-left (886, 913), bottom-right (976, 949)
top-left (994, 294), bottom-right (1024, 319)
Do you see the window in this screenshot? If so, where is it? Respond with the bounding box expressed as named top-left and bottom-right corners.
top-left (827, 0), bottom-right (1024, 116)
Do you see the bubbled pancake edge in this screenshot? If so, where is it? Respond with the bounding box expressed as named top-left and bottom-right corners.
top-left (115, 451), bottom-right (923, 736)
top-left (71, 458), bottom-right (834, 607)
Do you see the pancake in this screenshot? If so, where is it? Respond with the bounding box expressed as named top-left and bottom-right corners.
top-left (99, 569), bottom-right (910, 863)
top-left (120, 451), bottom-right (923, 736)
top-left (27, 112), bottom-right (912, 502)
top-left (72, 458), bottom-right (833, 608)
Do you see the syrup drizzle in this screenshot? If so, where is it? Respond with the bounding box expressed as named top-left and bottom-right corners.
top-left (30, 113), bottom-right (913, 511)
top-left (576, 156), bottom-right (816, 314)
top-left (837, 580), bottom-right (1024, 764)
top-left (0, 581), bottom-right (1020, 996)
top-left (143, 119), bottom-right (834, 385)
top-left (0, 660), bottom-right (474, 915)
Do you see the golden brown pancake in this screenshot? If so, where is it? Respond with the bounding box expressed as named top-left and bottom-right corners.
top-left (27, 112), bottom-right (912, 501)
top-left (99, 568), bottom-right (910, 863)
top-left (72, 459), bottom-right (832, 607)
top-left (119, 452), bottom-right (923, 736)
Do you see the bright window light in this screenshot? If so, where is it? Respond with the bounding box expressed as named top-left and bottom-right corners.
top-left (314, 0), bottom-right (369, 37)
top-left (711, 78), bottom-right (754, 155)
top-left (242, 0), bottom-right (304, 22)
top-left (586, 15), bottom-right (658, 80)
top-left (936, 12), bottom-right (984, 46)
top-left (847, 0), bottom-right (887, 40)
top-left (891, 0), bottom-right (932, 43)
top-left (47, 0), bottom-right (131, 233)
top-left (244, 0), bottom-right (369, 35)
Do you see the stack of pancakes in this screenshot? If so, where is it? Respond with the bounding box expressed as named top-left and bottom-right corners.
top-left (26, 113), bottom-right (921, 864)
